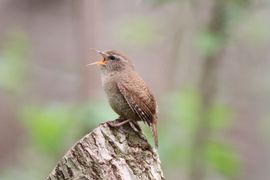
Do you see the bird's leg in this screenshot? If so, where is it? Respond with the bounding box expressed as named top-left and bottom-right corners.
top-left (107, 118), bottom-right (131, 127)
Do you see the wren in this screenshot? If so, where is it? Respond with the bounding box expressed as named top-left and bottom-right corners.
top-left (88, 50), bottom-right (158, 147)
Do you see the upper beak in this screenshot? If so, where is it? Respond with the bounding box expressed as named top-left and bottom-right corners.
top-left (95, 50), bottom-right (108, 57)
top-left (87, 49), bottom-right (108, 66)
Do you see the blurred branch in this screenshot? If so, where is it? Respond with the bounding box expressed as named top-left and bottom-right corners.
top-left (189, 0), bottom-right (227, 179)
top-left (74, 0), bottom-right (101, 100)
top-left (168, 23), bottom-right (183, 89)
top-left (47, 120), bottom-right (164, 180)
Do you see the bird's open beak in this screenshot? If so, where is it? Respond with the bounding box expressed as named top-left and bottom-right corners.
top-left (87, 61), bottom-right (106, 66)
top-left (87, 50), bottom-right (108, 66)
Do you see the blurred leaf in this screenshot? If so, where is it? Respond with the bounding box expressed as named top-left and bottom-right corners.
top-left (19, 101), bottom-right (117, 155)
top-left (208, 104), bottom-right (232, 130)
top-left (197, 31), bottom-right (224, 56)
top-left (76, 101), bottom-right (117, 126)
top-left (0, 31), bottom-right (29, 93)
top-left (158, 89), bottom-right (202, 166)
top-left (74, 101), bottom-right (117, 137)
top-left (144, 122), bottom-right (191, 166)
top-left (20, 104), bottom-right (75, 154)
top-left (0, 168), bottom-right (42, 180)
top-left (161, 144), bottom-right (191, 165)
top-left (164, 88), bottom-right (237, 178)
top-left (113, 17), bottom-right (160, 47)
top-left (168, 89), bottom-right (201, 132)
top-left (206, 142), bottom-right (240, 177)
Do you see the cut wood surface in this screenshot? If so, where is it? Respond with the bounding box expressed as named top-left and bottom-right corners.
top-left (47, 120), bottom-right (164, 180)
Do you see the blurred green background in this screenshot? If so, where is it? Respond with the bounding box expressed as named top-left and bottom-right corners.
top-left (0, 0), bottom-right (269, 179)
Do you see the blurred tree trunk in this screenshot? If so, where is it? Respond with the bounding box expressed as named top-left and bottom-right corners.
top-left (47, 122), bottom-right (164, 180)
top-left (74, 0), bottom-right (101, 100)
top-left (189, 0), bottom-right (226, 179)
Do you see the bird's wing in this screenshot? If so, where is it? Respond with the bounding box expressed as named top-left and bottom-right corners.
top-left (117, 81), bottom-right (156, 125)
top-left (117, 79), bottom-right (159, 147)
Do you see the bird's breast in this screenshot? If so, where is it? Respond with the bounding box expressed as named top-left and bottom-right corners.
top-left (101, 74), bottom-right (134, 118)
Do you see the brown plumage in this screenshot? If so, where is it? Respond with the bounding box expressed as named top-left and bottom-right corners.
top-left (88, 50), bottom-right (158, 147)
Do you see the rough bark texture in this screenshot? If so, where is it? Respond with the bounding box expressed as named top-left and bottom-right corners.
top-left (47, 121), bottom-right (164, 180)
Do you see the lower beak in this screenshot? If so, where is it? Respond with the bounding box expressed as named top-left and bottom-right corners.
top-left (86, 60), bottom-right (106, 66)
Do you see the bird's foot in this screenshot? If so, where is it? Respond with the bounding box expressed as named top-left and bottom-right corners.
top-left (107, 119), bottom-right (131, 127)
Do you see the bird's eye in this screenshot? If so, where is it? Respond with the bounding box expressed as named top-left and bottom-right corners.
top-left (108, 55), bottom-right (116, 60)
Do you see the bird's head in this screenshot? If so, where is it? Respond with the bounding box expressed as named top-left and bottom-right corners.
top-left (88, 50), bottom-right (133, 74)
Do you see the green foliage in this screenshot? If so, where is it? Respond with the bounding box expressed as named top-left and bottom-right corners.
top-left (75, 101), bottom-right (117, 127)
top-left (20, 104), bottom-right (76, 154)
top-left (19, 101), bottom-right (117, 155)
top-left (144, 121), bottom-right (191, 165)
top-left (169, 89), bottom-right (201, 131)
top-left (0, 101), bottom-right (117, 179)
top-left (227, 0), bottom-right (250, 6)
top-left (0, 168), bottom-right (43, 180)
top-left (113, 17), bottom-right (160, 48)
top-left (156, 89), bottom-right (200, 168)
top-left (73, 101), bottom-right (118, 137)
top-left (197, 31), bottom-right (224, 56)
top-left (206, 142), bottom-right (240, 177)
top-left (208, 104), bottom-right (232, 131)
top-left (160, 89), bottom-right (239, 178)
top-left (0, 31), bottom-right (29, 93)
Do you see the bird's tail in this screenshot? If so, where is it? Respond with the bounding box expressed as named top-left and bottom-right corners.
top-left (151, 119), bottom-right (158, 148)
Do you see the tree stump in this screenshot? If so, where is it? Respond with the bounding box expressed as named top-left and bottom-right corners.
top-left (47, 121), bottom-right (164, 180)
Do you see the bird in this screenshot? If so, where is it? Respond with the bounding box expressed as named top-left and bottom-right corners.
top-left (88, 49), bottom-right (158, 148)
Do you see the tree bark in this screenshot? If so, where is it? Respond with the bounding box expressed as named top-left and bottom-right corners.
top-left (47, 120), bottom-right (164, 180)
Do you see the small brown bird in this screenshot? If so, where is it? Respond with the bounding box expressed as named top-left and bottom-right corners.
top-left (88, 50), bottom-right (158, 147)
